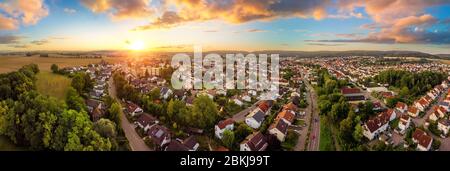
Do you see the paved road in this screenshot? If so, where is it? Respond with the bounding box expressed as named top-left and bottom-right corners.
top-left (305, 80), bottom-right (320, 151)
top-left (108, 79), bottom-right (151, 151)
top-left (293, 81), bottom-right (312, 151)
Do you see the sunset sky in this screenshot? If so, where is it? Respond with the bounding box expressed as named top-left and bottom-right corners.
top-left (0, 0), bottom-right (449, 53)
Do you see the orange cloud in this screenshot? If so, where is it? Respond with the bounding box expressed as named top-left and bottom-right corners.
top-left (317, 0), bottom-right (450, 44)
top-left (135, 0), bottom-right (331, 30)
top-left (81, 0), bottom-right (154, 20)
top-left (0, 0), bottom-right (48, 29)
top-left (0, 15), bottom-right (18, 30)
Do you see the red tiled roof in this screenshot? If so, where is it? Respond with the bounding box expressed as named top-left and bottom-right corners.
top-left (386, 109), bottom-right (395, 118)
top-left (258, 101), bottom-right (270, 113)
top-left (400, 114), bottom-right (410, 121)
top-left (365, 112), bottom-right (390, 133)
top-left (418, 98), bottom-right (429, 106)
top-left (276, 110), bottom-right (295, 123)
top-left (217, 118), bottom-right (234, 129)
top-left (396, 102), bottom-right (407, 110)
top-left (408, 106), bottom-right (418, 114)
top-left (412, 129), bottom-right (432, 149)
top-left (341, 88), bottom-right (361, 94)
top-left (242, 132), bottom-right (268, 151)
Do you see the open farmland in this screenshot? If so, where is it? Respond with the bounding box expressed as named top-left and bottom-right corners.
top-left (0, 55), bottom-right (123, 73)
top-left (36, 71), bottom-right (72, 100)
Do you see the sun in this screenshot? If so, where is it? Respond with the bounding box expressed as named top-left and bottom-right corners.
top-left (128, 40), bottom-right (146, 51)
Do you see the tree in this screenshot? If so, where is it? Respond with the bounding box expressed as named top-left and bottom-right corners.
top-left (51, 64), bottom-right (59, 73)
top-left (148, 88), bottom-right (161, 100)
top-left (66, 87), bottom-right (87, 112)
top-left (52, 109), bottom-right (111, 151)
top-left (71, 73), bottom-right (86, 94)
top-left (191, 95), bottom-right (219, 129)
top-left (222, 130), bottom-right (235, 149)
top-left (93, 118), bottom-right (117, 139)
top-left (108, 102), bottom-right (122, 127)
top-left (353, 124), bottom-right (364, 142)
top-left (167, 99), bottom-right (189, 125)
top-left (234, 123), bottom-right (252, 142)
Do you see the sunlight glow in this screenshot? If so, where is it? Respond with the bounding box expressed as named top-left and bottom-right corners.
top-left (128, 40), bottom-right (146, 51)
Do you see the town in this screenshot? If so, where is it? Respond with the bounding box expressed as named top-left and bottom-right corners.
top-left (2, 54), bottom-right (444, 151)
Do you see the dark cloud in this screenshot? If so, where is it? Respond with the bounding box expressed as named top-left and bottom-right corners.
top-left (133, 11), bottom-right (184, 30)
top-left (0, 35), bottom-right (23, 44)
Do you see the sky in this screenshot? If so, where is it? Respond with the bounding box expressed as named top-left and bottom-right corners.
top-left (0, 0), bottom-right (449, 54)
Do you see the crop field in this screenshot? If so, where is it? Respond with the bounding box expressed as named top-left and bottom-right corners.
top-left (0, 55), bottom-right (122, 73)
top-left (36, 71), bottom-right (72, 100)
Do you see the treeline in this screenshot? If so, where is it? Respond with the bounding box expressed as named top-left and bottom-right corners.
top-left (371, 70), bottom-right (446, 102)
top-left (315, 69), bottom-right (369, 151)
top-left (0, 64), bottom-right (113, 151)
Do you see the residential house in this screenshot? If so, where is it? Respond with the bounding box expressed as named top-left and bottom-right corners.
top-left (240, 132), bottom-right (268, 151)
top-left (282, 102), bottom-right (298, 115)
top-left (136, 113), bottom-right (158, 132)
top-left (439, 102), bottom-right (449, 111)
top-left (268, 119), bottom-right (289, 142)
top-left (415, 98), bottom-right (429, 112)
top-left (215, 118), bottom-right (234, 139)
top-left (412, 129), bottom-right (433, 151)
top-left (397, 114), bottom-right (411, 135)
top-left (182, 136), bottom-right (200, 151)
top-left (85, 99), bottom-right (104, 122)
top-left (147, 125), bottom-right (171, 149)
top-left (373, 102), bottom-right (382, 111)
top-left (385, 109), bottom-right (397, 121)
top-left (165, 140), bottom-right (189, 151)
top-left (275, 110), bottom-right (295, 125)
top-left (395, 102), bottom-right (408, 113)
top-left (408, 106), bottom-right (420, 118)
top-left (438, 120), bottom-right (450, 135)
top-left (429, 110), bottom-right (441, 122)
top-left (126, 102), bottom-right (144, 116)
top-left (362, 112), bottom-right (390, 140)
top-left (165, 136), bottom-right (199, 151)
top-left (245, 109), bottom-right (266, 129)
top-left (160, 87), bottom-right (173, 100)
top-left (258, 100), bottom-right (272, 115)
top-left (437, 106), bottom-right (448, 117)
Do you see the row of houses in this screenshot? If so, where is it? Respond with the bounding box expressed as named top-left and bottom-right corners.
top-left (128, 103), bottom-right (200, 151)
top-left (214, 101), bottom-right (300, 151)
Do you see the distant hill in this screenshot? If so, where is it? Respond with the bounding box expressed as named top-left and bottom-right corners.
top-left (1, 50), bottom-right (446, 59)
top-left (436, 54), bottom-right (450, 59)
top-left (251, 50), bottom-right (441, 58)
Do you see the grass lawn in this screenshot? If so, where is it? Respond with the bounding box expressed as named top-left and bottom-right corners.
top-left (294, 119), bottom-right (305, 126)
top-left (36, 71), bottom-right (72, 101)
top-left (319, 116), bottom-right (335, 151)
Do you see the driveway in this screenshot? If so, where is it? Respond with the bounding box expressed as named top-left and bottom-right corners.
top-left (108, 78), bottom-right (152, 151)
top-left (232, 100), bottom-right (260, 122)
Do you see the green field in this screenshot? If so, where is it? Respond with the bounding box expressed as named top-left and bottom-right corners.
top-left (319, 116), bottom-right (335, 151)
top-left (36, 71), bottom-right (72, 100)
top-left (0, 56), bottom-right (123, 73)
